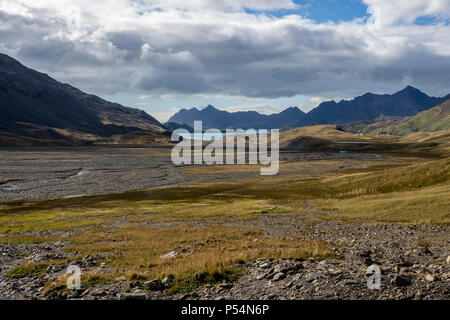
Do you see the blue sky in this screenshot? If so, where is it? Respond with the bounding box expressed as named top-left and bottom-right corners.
top-left (250, 0), bottom-right (368, 23)
top-left (2, 0), bottom-right (450, 123)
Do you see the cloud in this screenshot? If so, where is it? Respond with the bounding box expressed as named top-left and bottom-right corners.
top-left (137, 0), bottom-right (298, 11)
top-left (363, 0), bottom-right (450, 26)
top-left (0, 0), bottom-right (450, 105)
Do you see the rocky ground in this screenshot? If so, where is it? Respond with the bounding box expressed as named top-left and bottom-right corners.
top-left (0, 147), bottom-right (378, 201)
top-left (1, 211), bottom-right (448, 300)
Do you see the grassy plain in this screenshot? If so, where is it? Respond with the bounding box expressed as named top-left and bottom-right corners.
top-left (1, 127), bottom-right (449, 292)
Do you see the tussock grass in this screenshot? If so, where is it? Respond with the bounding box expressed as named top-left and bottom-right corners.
top-left (6, 263), bottom-right (48, 279)
top-left (65, 224), bottom-right (334, 284)
top-left (321, 183), bottom-right (450, 225)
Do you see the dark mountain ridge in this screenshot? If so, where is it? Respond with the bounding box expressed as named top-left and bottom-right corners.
top-left (169, 86), bottom-right (450, 130)
top-left (170, 105), bottom-right (306, 130)
top-left (0, 53), bottom-right (166, 140)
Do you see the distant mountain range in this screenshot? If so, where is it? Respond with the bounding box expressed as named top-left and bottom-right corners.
top-left (0, 53), bottom-right (167, 145)
top-left (344, 99), bottom-right (450, 136)
top-left (169, 105), bottom-right (306, 130)
top-left (169, 86), bottom-right (450, 130)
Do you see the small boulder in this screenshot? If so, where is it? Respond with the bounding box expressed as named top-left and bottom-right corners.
top-left (424, 274), bottom-right (436, 282)
top-left (306, 272), bottom-right (322, 282)
top-left (218, 282), bottom-right (233, 289)
top-left (162, 275), bottom-right (174, 288)
top-left (118, 293), bottom-right (147, 300)
top-left (129, 280), bottom-right (142, 289)
top-left (272, 272), bottom-right (287, 282)
top-left (259, 262), bottom-right (272, 269)
top-left (144, 279), bottom-right (163, 291)
top-left (160, 251), bottom-right (178, 259)
top-left (391, 275), bottom-right (412, 287)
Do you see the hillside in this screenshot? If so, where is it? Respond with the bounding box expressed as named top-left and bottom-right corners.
top-left (354, 99), bottom-right (450, 135)
top-left (0, 53), bottom-right (167, 145)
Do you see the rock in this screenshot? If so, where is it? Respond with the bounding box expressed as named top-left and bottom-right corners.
top-left (215, 296), bottom-right (225, 300)
top-left (259, 262), bottom-right (272, 269)
top-left (218, 282), bottom-right (233, 289)
top-left (424, 274), bottom-right (436, 282)
top-left (118, 293), bottom-right (147, 300)
top-left (255, 273), bottom-right (267, 280)
top-left (273, 265), bottom-right (288, 274)
top-left (359, 250), bottom-right (372, 258)
top-left (364, 257), bottom-right (374, 266)
top-left (129, 280), bottom-right (141, 289)
top-left (306, 272), bottom-right (322, 282)
top-left (144, 279), bottom-right (163, 291)
top-left (446, 256), bottom-right (450, 264)
top-left (162, 275), bottom-right (174, 288)
top-left (391, 275), bottom-right (412, 287)
top-left (160, 251), bottom-right (178, 259)
top-left (272, 272), bottom-right (287, 282)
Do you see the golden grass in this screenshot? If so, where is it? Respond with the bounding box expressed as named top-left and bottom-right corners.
top-left (322, 183), bottom-right (450, 225)
top-left (63, 223), bottom-right (334, 292)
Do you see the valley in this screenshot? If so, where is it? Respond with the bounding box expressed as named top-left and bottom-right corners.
top-left (0, 128), bottom-right (448, 300)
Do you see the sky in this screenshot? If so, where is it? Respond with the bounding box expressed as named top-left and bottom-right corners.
top-left (1, 0), bottom-right (450, 122)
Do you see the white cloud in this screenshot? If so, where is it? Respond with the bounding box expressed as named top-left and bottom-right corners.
top-left (0, 0), bottom-right (449, 106)
top-left (363, 0), bottom-right (450, 26)
top-left (138, 0), bottom-right (298, 11)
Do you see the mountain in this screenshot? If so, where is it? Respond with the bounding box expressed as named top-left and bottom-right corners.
top-left (0, 53), bottom-right (167, 145)
top-left (164, 122), bottom-right (194, 132)
top-left (168, 86), bottom-right (450, 130)
top-left (303, 86), bottom-right (450, 126)
top-left (169, 106), bottom-right (306, 130)
top-left (349, 99), bottom-right (450, 136)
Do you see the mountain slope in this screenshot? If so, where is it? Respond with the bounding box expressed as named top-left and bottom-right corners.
top-left (169, 87), bottom-right (450, 130)
top-left (0, 53), bottom-right (166, 141)
top-left (356, 99), bottom-right (450, 135)
top-left (302, 86), bottom-right (449, 126)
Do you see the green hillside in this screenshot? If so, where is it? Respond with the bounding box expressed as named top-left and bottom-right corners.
top-left (359, 99), bottom-right (450, 135)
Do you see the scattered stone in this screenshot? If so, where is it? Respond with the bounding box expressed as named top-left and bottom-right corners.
top-left (306, 272), bottom-right (322, 282)
top-left (162, 275), bottom-right (174, 288)
top-left (255, 273), bottom-right (267, 280)
top-left (144, 279), bottom-right (163, 291)
top-left (272, 272), bottom-right (287, 282)
top-left (259, 262), bottom-right (272, 269)
top-left (118, 293), bottom-right (147, 300)
top-left (218, 282), bottom-right (233, 289)
top-left (160, 251), bottom-right (178, 259)
top-left (424, 274), bottom-right (436, 282)
top-left (129, 280), bottom-right (141, 289)
top-left (391, 275), bottom-right (412, 287)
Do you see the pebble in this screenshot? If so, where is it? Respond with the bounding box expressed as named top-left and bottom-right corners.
top-left (306, 272), bottom-right (322, 282)
top-left (272, 272), bottom-right (287, 282)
